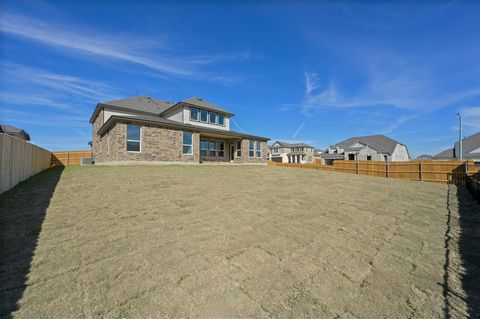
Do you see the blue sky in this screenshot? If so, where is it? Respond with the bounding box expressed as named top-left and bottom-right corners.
top-left (1, 1), bottom-right (479, 157)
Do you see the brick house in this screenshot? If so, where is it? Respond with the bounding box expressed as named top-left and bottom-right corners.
top-left (90, 96), bottom-right (269, 164)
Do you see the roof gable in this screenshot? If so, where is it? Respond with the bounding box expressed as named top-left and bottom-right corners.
top-left (181, 97), bottom-right (233, 115)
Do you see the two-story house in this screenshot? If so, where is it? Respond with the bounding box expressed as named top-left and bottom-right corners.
top-left (320, 135), bottom-right (410, 165)
top-left (90, 96), bottom-right (269, 164)
top-left (268, 141), bottom-right (315, 163)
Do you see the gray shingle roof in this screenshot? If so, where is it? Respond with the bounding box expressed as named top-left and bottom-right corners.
top-left (434, 131), bottom-right (480, 160)
top-left (433, 148), bottom-right (454, 159)
top-left (321, 153), bottom-right (345, 159)
top-left (332, 135), bottom-right (404, 155)
top-left (182, 97), bottom-right (233, 115)
top-left (0, 125), bottom-right (30, 141)
top-left (103, 96), bottom-right (174, 114)
top-left (270, 141), bottom-right (314, 148)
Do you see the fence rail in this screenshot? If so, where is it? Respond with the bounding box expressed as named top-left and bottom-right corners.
top-left (0, 133), bottom-right (51, 194)
top-left (268, 160), bottom-right (480, 185)
top-left (51, 150), bottom-right (92, 166)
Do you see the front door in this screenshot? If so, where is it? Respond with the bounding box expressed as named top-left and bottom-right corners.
top-left (230, 144), bottom-right (234, 161)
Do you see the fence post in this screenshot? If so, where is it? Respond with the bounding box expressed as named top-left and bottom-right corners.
top-left (386, 161), bottom-right (389, 178)
top-left (420, 161), bottom-right (423, 181)
top-left (356, 160), bottom-right (359, 175)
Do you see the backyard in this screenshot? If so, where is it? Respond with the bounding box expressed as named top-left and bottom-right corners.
top-left (1, 165), bottom-right (479, 318)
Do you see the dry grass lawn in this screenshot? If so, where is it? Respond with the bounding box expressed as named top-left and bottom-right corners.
top-left (1, 165), bottom-right (479, 318)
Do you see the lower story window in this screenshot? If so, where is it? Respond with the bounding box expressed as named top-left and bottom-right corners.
top-left (183, 132), bottom-right (193, 155)
top-left (236, 140), bottom-right (242, 157)
top-left (255, 141), bottom-right (261, 158)
top-left (367, 155), bottom-right (372, 161)
top-left (218, 142), bottom-right (224, 157)
top-left (209, 141), bottom-right (216, 157)
top-left (126, 124), bottom-right (141, 152)
top-left (200, 139), bottom-right (208, 157)
top-left (249, 140), bottom-right (262, 158)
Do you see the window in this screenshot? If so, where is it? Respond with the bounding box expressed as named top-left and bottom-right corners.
top-left (200, 139), bottom-right (208, 156)
top-left (348, 154), bottom-right (355, 160)
top-left (126, 124), bottom-right (141, 152)
top-left (255, 141), bottom-right (261, 158)
top-left (190, 108), bottom-right (199, 121)
top-left (200, 110), bottom-right (208, 122)
top-left (218, 113), bottom-right (225, 126)
top-left (218, 142), bottom-right (224, 157)
top-left (209, 141), bottom-right (216, 157)
top-left (249, 140), bottom-right (255, 157)
top-left (384, 155), bottom-right (388, 162)
top-left (209, 112), bottom-right (217, 124)
top-left (236, 140), bottom-right (242, 157)
top-left (183, 132), bottom-right (193, 155)
top-left (367, 155), bottom-right (372, 161)
top-left (272, 148), bottom-right (279, 154)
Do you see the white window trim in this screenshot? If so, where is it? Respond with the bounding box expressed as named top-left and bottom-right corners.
top-left (126, 125), bottom-right (142, 153)
top-left (249, 140), bottom-right (255, 158)
top-left (182, 131), bottom-right (194, 155)
top-left (236, 140), bottom-right (242, 158)
top-left (189, 107), bottom-right (226, 127)
top-left (255, 141), bottom-right (261, 158)
top-left (190, 108), bottom-right (199, 121)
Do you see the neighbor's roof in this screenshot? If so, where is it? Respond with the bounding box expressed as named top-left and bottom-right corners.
top-left (434, 131), bottom-right (480, 160)
top-left (181, 97), bottom-right (233, 115)
top-left (270, 141), bottom-right (314, 148)
top-left (416, 154), bottom-right (433, 160)
top-left (0, 124), bottom-right (30, 141)
top-left (332, 135), bottom-right (405, 155)
top-left (454, 131), bottom-right (480, 159)
top-left (97, 114), bottom-right (269, 141)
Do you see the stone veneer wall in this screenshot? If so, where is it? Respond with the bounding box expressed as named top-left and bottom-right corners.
top-left (92, 113), bottom-right (267, 164)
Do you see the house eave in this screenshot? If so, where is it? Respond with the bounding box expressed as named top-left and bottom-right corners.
top-left (97, 115), bottom-right (269, 141)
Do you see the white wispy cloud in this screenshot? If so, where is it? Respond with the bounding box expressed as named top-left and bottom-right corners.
top-left (304, 71), bottom-right (320, 94)
top-left (292, 121), bottom-right (305, 139)
top-left (380, 115), bottom-right (415, 134)
top-left (460, 107), bottom-right (480, 130)
top-left (301, 50), bottom-right (480, 113)
top-left (0, 12), bottom-right (251, 79)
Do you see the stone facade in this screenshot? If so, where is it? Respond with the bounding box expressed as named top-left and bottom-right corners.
top-left (92, 114), bottom-right (268, 164)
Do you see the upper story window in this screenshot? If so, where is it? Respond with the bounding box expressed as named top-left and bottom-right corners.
top-left (190, 107), bottom-right (226, 127)
top-left (183, 132), bottom-right (193, 155)
top-left (190, 108), bottom-right (199, 121)
top-left (218, 113), bottom-right (225, 126)
top-left (272, 148), bottom-right (279, 154)
top-left (200, 109), bottom-right (208, 122)
top-left (209, 111), bottom-right (217, 124)
top-left (126, 124), bottom-right (141, 152)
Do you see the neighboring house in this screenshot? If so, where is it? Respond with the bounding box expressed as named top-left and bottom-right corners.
top-left (0, 125), bottom-right (30, 141)
top-left (320, 135), bottom-right (410, 165)
top-left (90, 96), bottom-right (269, 164)
top-left (433, 131), bottom-right (480, 162)
top-left (268, 141), bottom-right (315, 163)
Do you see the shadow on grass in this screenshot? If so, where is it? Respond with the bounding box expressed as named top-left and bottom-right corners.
top-left (0, 167), bottom-right (64, 318)
top-left (444, 185), bottom-right (480, 318)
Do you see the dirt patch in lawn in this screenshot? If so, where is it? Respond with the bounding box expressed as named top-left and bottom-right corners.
top-left (1, 165), bottom-right (479, 318)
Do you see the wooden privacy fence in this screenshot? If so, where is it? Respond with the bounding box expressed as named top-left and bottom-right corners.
top-left (0, 133), bottom-right (51, 194)
top-left (268, 160), bottom-right (480, 185)
top-left (466, 175), bottom-right (480, 203)
top-left (51, 150), bottom-right (92, 166)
